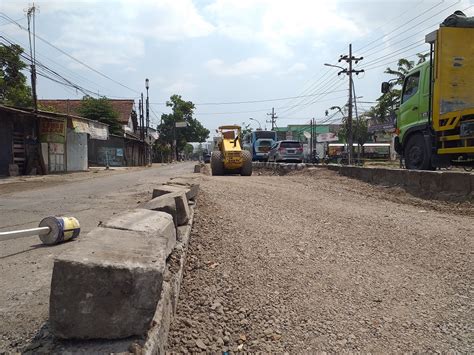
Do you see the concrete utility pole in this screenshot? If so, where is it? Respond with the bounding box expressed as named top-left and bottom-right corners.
top-left (337, 44), bottom-right (364, 165)
top-left (27, 4), bottom-right (38, 112)
top-left (145, 79), bottom-right (150, 165)
top-left (266, 107), bottom-right (277, 130)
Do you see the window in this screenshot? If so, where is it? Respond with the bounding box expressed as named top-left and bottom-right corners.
top-left (280, 141), bottom-right (302, 148)
top-left (401, 72), bottom-right (420, 103)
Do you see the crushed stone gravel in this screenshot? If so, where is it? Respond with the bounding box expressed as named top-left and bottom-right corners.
top-left (168, 168), bottom-right (473, 353)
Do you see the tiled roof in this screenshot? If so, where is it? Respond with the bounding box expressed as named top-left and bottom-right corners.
top-left (38, 99), bottom-right (134, 125)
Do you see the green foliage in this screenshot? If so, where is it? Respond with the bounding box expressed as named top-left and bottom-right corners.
top-left (0, 44), bottom-right (32, 108)
top-left (157, 95), bottom-right (210, 157)
top-left (240, 122), bottom-right (252, 140)
top-left (338, 117), bottom-right (369, 146)
top-left (77, 96), bottom-right (123, 135)
top-left (183, 143), bottom-right (194, 158)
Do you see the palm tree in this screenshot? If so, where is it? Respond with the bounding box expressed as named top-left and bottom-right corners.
top-left (384, 58), bottom-right (415, 86)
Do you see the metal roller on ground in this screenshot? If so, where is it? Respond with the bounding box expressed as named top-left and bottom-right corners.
top-left (0, 216), bottom-right (80, 245)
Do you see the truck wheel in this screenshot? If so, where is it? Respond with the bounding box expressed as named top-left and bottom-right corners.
top-left (404, 134), bottom-right (431, 170)
top-left (211, 151), bottom-right (224, 176)
top-left (241, 150), bottom-right (252, 176)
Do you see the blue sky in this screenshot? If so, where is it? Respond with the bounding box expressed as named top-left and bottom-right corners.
top-left (1, 0), bottom-right (472, 133)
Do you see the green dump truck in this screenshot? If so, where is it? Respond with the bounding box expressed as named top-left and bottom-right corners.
top-left (383, 12), bottom-right (474, 170)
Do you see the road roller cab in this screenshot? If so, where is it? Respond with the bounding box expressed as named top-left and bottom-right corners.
top-left (211, 125), bottom-right (252, 176)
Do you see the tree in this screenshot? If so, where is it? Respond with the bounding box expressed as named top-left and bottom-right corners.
top-left (183, 143), bottom-right (194, 159)
top-left (77, 96), bottom-right (123, 135)
top-left (157, 95), bottom-right (210, 159)
top-left (338, 116), bottom-right (369, 163)
top-left (0, 44), bottom-right (32, 108)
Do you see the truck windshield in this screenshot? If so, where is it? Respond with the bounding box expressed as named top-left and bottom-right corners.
top-left (402, 72), bottom-right (420, 103)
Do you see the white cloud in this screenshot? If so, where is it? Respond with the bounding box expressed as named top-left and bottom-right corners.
top-left (144, 0), bottom-right (215, 41)
top-left (3, 0), bottom-right (215, 69)
top-left (204, 0), bottom-right (365, 58)
top-left (54, 11), bottom-right (144, 68)
top-left (162, 79), bottom-right (197, 95)
top-left (287, 62), bottom-right (307, 74)
top-left (205, 56), bottom-right (278, 76)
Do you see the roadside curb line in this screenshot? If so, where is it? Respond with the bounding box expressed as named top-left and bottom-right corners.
top-left (252, 162), bottom-right (473, 201)
top-left (141, 211), bottom-right (194, 354)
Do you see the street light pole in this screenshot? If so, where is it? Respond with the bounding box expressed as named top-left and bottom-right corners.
top-left (249, 117), bottom-right (262, 129)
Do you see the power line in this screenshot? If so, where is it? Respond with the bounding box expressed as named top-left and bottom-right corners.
top-left (362, 40), bottom-right (425, 67)
top-left (0, 12), bottom-right (140, 94)
top-left (356, 0), bottom-right (445, 53)
top-left (359, 0), bottom-right (461, 58)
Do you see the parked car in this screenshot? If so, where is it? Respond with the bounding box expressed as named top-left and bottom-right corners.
top-left (268, 140), bottom-right (304, 163)
top-left (203, 153), bottom-right (211, 164)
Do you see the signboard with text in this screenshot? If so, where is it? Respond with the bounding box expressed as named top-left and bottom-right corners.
top-left (175, 121), bottom-right (188, 128)
top-left (317, 132), bottom-right (339, 142)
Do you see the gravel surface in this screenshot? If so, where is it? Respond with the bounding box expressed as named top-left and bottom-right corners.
top-left (168, 168), bottom-right (473, 353)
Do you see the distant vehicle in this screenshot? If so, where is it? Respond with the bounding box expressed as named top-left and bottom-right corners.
top-left (203, 153), bottom-right (211, 163)
top-left (243, 130), bottom-right (277, 161)
top-left (268, 140), bottom-right (303, 163)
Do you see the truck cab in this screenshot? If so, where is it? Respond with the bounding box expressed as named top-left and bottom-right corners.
top-left (384, 13), bottom-right (474, 170)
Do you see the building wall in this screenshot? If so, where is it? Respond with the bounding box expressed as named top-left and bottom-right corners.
top-left (0, 113), bottom-right (37, 176)
top-left (66, 128), bottom-right (88, 171)
top-left (0, 117), bottom-right (13, 176)
top-left (88, 135), bottom-right (125, 167)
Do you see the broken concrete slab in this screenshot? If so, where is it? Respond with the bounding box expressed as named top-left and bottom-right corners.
top-left (168, 191), bottom-right (190, 226)
top-left (139, 194), bottom-right (178, 227)
top-left (103, 209), bottom-right (176, 258)
top-left (166, 178), bottom-right (200, 201)
top-left (141, 191), bottom-right (190, 226)
top-left (152, 184), bottom-right (190, 200)
top-left (50, 227), bottom-right (168, 340)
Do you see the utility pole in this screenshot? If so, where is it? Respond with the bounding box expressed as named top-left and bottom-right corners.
top-left (313, 117), bottom-right (317, 162)
top-left (337, 44), bottom-right (364, 165)
top-left (27, 4), bottom-right (38, 111)
top-left (140, 93), bottom-right (145, 165)
top-left (266, 107), bottom-right (277, 130)
top-left (145, 78), bottom-right (150, 166)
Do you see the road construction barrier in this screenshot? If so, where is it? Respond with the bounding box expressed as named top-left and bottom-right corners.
top-left (0, 216), bottom-right (80, 245)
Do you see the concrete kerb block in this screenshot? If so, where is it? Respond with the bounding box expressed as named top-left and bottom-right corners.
top-left (49, 227), bottom-right (168, 340)
top-left (359, 168), bottom-right (374, 183)
top-left (338, 166), bottom-right (351, 177)
top-left (141, 191), bottom-right (190, 227)
top-left (139, 194), bottom-right (178, 227)
top-left (102, 209), bottom-right (177, 258)
top-left (153, 184), bottom-right (190, 200)
top-left (440, 171), bottom-right (471, 196)
top-left (470, 174), bottom-right (474, 196)
top-left (419, 170), bottom-right (444, 196)
top-left (404, 170), bottom-right (422, 190)
top-left (166, 178), bottom-right (200, 201)
top-left (140, 204), bottom-right (195, 354)
top-left (383, 168), bottom-right (405, 186)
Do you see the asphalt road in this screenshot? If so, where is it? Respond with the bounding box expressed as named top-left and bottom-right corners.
top-left (0, 162), bottom-right (194, 352)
